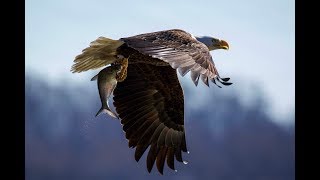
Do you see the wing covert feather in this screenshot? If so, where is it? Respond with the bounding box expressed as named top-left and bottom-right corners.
top-left (120, 29), bottom-right (223, 86)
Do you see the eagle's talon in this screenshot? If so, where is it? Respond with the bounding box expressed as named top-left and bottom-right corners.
top-left (115, 57), bottom-right (128, 82)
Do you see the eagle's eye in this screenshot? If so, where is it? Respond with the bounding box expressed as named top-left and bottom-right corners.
top-left (212, 38), bottom-right (219, 44)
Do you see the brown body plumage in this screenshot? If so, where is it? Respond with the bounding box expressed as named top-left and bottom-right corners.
top-left (71, 29), bottom-right (231, 174)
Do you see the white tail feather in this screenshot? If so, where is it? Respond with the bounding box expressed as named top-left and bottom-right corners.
top-left (71, 37), bottom-right (124, 73)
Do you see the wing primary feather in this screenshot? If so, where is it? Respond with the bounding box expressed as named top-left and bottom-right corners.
top-left (211, 78), bottom-right (222, 88)
top-left (122, 106), bottom-right (154, 133)
top-left (171, 130), bottom-right (180, 147)
top-left (136, 119), bottom-right (160, 146)
top-left (181, 133), bottom-right (188, 152)
top-left (217, 77), bottom-right (233, 85)
top-left (219, 77), bottom-right (230, 82)
top-left (178, 64), bottom-right (194, 77)
top-left (157, 127), bottom-right (169, 147)
top-left (126, 110), bottom-right (157, 141)
top-left (165, 128), bottom-right (174, 147)
top-left (150, 123), bottom-right (166, 144)
top-left (135, 144), bottom-right (149, 162)
top-left (147, 143), bottom-right (159, 173)
top-left (128, 112), bottom-right (159, 147)
top-left (190, 71), bottom-right (200, 86)
top-left (175, 147), bottom-right (183, 162)
top-left (166, 147), bottom-right (175, 170)
top-left (156, 146), bottom-right (168, 174)
top-left (200, 74), bottom-right (209, 87)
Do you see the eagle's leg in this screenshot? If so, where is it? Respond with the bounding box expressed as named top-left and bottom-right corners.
top-left (115, 56), bottom-right (128, 82)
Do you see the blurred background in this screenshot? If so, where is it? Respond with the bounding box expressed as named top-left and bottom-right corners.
top-left (26, 0), bottom-right (294, 179)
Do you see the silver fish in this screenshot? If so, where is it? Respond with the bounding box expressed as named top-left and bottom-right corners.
top-left (91, 64), bottom-right (122, 118)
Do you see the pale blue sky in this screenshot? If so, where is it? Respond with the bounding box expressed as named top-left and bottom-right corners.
top-left (26, 0), bottom-right (294, 125)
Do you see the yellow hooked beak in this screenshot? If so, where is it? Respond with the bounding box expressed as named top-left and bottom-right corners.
top-left (219, 40), bottom-right (229, 50)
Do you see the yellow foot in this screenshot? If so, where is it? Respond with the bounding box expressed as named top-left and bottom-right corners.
top-left (115, 57), bottom-right (128, 82)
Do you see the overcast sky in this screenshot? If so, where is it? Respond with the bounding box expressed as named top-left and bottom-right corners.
top-left (26, 0), bottom-right (294, 126)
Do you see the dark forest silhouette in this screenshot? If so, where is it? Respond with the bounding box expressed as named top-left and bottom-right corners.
top-left (26, 75), bottom-right (294, 180)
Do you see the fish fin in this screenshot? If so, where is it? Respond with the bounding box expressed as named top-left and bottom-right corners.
top-left (95, 107), bottom-right (119, 119)
top-left (91, 74), bottom-right (98, 81)
top-left (106, 110), bottom-right (119, 119)
top-left (107, 100), bottom-right (119, 119)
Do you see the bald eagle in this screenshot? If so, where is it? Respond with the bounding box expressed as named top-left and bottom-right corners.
top-left (71, 29), bottom-right (231, 174)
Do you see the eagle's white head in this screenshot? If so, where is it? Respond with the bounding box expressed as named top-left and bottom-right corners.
top-left (196, 36), bottom-right (229, 51)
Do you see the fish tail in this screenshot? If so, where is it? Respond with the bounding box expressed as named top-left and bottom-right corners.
top-left (71, 37), bottom-right (124, 73)
top-left (91, 74), bottom-right (98, 81)
top-left (95, 106), bottom-right (119, 119)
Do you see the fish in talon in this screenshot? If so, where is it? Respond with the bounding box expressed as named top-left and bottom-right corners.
top-left (91, 64), bottom-right (122, 118)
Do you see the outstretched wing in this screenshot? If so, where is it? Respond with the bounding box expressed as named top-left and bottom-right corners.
top-left (113, 63), bottom-right (188, 174)
top-left (120, 29), bottom-right (226, 86)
